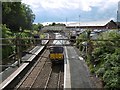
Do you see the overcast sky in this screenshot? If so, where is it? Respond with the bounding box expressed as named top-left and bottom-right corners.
top-left (22, 0), bottom-right (120, 23)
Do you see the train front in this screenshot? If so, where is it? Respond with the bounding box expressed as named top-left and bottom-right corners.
top-left (49, 33), bottom-right (64, 64)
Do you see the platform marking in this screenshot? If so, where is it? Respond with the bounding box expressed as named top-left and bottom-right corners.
top-left (64, 46), bottom-right (71, 89)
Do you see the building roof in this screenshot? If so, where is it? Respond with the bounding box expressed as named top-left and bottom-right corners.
top-left (66, 20), bottom-right (110, 27)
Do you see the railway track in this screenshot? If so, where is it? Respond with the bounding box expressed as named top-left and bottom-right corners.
top-left (44, 64), bottom-right (64, 90)
top-left (1, 33), bottom-right (64, 89)
top-left (13, 33), bottom-right (64, 89)
top-left (15, 48), bottom-right (50, 89)
top-left (15, 49), bottom-right (64, 89)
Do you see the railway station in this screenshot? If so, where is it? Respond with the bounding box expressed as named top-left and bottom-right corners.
top-left (1, 1), bottom-right (120, 89)
top-left (0, 29), bottom-right (102, 89)
top-left (1, 20), bottom-right (120, 89)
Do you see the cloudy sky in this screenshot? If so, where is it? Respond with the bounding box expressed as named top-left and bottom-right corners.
top-left (22, 0), bottom-right (120, 23)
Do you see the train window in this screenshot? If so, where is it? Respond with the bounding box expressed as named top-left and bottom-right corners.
top-left (49, 47), bottom-right (63, 53)
top-left (56, 47), bottom-right (63, 53)
top-left (49, 47), bottom-right (54, 53)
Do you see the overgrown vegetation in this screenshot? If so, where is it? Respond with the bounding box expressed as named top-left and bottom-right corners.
top-left (1, 2), bottom-right (42, 64)
top-left (1, 24), bottom-right (35, 64)
top-left (2, 24), bottom-right (13, 60)
top-left (76, 30), bottom-right (120, 89)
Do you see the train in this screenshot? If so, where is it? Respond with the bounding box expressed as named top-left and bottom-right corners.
top-left (49, 38), bottom-right (64, 64)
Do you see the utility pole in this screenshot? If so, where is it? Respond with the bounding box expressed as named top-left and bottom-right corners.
top-left (79, 15), bottom-right (80, 31)
top-left (117, 11), bottom-right (119, 31)
top-left (17, 27), bottom-right (22, 66)
top-left (117, 11), bottom-right (118, 22)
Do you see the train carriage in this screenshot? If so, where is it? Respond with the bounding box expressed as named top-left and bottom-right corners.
top-left (49, 39), bottom-right (64, 64)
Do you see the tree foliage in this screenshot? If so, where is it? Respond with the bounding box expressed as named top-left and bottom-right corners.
top-left (32, 23), bottom-right (43, 31)
top-left (48, 22), bottom-right (66, 26)
top-left (2, 2), bottom-right (35, 31)
top-left (93, 31), bottom-right (120, 88)
top-left (76, 30), bottom-right (120, 88)
top-left (2, 24), bottom-right (13, 61)
top-left (1, 24), bottom-right (34, 64)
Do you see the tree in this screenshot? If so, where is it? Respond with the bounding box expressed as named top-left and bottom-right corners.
top-left (38, 23), bottom-right (43, 30)
top-left (32, 23), bottom-right (43, 31)
top-left (2, 2), bottom-right (35, 31)
top-left (23, 4), bottom-right (35, 29)
top-left (51, 22), bottom-right (56, 26)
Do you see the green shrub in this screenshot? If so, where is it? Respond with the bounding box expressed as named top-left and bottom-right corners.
top-left (1, 25), bottom-right (35, 64)
top-left (2, 24), bottom-right (13, 60)
top-left (103, 70), bottom-right (120, 89)
top-left (96, 68), bottom-right (105, 77)
top-left (76, 30), bottom-right (120, 89)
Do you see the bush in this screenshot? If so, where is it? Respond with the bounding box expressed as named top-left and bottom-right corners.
top-left (76, 30), bottom-right (120, 89)
top-left (103, 70), bottom-right (120, 89)
top-left (1, 24), bottom-right (35, 64)
top-left (2, 24), bottom-right (13, 60)
top-left (96, 68), bottom-right (105, 77)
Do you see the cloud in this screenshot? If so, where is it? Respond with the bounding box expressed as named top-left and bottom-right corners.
top-left (22, 0), bottom-right (120, 12)
top-left (22, 0), bottom-right (119, 22)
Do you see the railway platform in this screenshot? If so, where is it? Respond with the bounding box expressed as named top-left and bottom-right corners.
top-left (64, 46), bottom-right (94, 88)
top-left (0, 40), bottom-right (48, 89)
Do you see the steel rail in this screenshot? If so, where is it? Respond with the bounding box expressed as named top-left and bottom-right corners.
top-left (0, 40), bottom-right (49, 89)
top-left (44, 68), bottom-right (53, 90)
top-left (57, 66), bottom-right (62, 89)
top-left (16, 49), bottom-right (48, 90)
